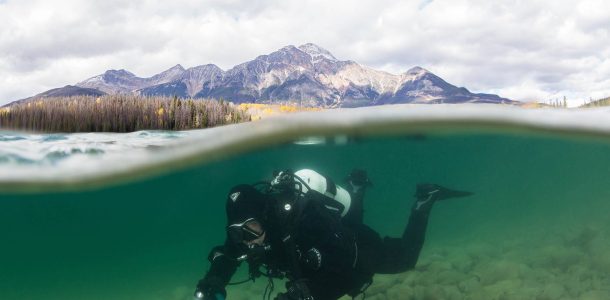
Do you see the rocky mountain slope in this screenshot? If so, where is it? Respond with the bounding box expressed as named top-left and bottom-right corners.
top-left (18, 43), bottom-right (516, 107)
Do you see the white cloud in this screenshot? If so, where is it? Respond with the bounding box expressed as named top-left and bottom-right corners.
top-left (1, 0), bottom-right (610, 106)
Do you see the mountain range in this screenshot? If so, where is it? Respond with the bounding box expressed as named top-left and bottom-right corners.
top-left (17, 43), bottom-right (516, 107)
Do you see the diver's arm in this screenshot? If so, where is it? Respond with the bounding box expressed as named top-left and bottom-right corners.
top-left (195, 242), bottom-right (241, 299)
top-left (301, 200), bottom-right (356, 273)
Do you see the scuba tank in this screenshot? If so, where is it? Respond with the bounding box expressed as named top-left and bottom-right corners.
top-left (271, 169), bottom-right (352, 218)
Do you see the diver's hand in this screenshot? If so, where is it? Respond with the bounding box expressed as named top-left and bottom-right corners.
top-left (347, 169), bottom-right (372, 188)
top-left (275, 279), bottom-right (314, 300)
top-left (193, 290), bottom-right (225, 300)
top-left (193, 289), bottom-right (225, 300)
top-left (246, 244), bottom-right (270, 263)
top-left (194, 277), bottom-right (226, 300)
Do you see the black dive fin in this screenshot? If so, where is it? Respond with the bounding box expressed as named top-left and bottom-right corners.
top-left (415, 183), bottom-right (473, 201)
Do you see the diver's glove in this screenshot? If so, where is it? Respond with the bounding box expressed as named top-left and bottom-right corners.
top-left (193, 290), bottom-right (225, 300)
top-left (244, 244), bottom-right (271, 263)
top-left (244, 244), bottom-right (271, 278)
top-left (275, 279), bottom-right (314, 300)
top-left (271, 169), bottom-right (296, 189)
top-left (193, 288), bottom-right (225, 300)
top-left (346, 169), bottom-right (372, 193)
top-left (194, 276), bottom-right (227, 300)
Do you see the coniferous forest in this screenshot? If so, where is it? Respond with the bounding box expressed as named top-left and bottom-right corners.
top-left (0, 95), bottom-right (250, 132)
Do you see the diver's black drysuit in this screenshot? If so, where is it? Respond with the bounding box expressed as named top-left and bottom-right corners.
top-left (196, 185), bottom-right (433, 300)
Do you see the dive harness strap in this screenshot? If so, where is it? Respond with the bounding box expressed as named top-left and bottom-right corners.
top-left (324, 176), bottom-right (337, 198)
top-left (277, 175), bottom-right (313, 294)
top-left (280, 192), bottom-right (309, 281)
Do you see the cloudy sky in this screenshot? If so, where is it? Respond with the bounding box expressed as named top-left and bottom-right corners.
top-left (1, 0), bottom-right (609, 106)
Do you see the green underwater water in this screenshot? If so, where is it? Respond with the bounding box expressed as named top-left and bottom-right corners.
top-left (2, 131), bottom-right (610, 300)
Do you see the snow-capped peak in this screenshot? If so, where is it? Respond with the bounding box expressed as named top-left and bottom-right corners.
top-left (78, 75), bottom-right (104, 85)
top-left (405, 66), bottom-right (429, 76)
top-left (298, 43), bottom-right (337, 62)
top-left (168, 64), bottom-right (185, 72)
top-left (149, 64), bottom-right (186, 85)
top-left (155, 64), bottom-right (186, 78)
top-left (106, 69), bottom-right (136, 77)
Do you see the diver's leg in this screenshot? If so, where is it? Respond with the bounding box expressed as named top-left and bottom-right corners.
top-left (373, 203), bottom-right (431, 274)
top-left (375, 184), bottom-right (473, 274)
top-left (343, 169), bottom-right (372, 226)
top-left (350, 194), bottom-right (430, 275)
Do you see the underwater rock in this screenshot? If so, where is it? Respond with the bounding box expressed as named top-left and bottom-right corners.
top-left (536, 282), bottom-right (566, 300)
top-left (443, 285), bottom-right (463, 300)
top-left (519, 266), bottom-right (556, 283)
top-left (451, 253), bottom-right (476, 273)
top-left (564, 226), bottom-right (599, 253)
top-left (424, 260), bottom-right (453, 273)
top-left (483, 279), bottom-right (523, 300)
top-left (589, 274), bottom-right (605, 290)
top-left (472, 260), bottom-right (522, 285)
top-left (400, 270), bottom-right (420, 287)
top-left (562, 265), bottom-right (592, 297)
top-left (464, 288), bottom-right (493, 300)
top-left (421, 284), bottom-right (449, 300)
top-left (435, 269), bottom-right (470, 285)
top-left (385, 285), bottom-right (414, 300)
top-left (579, 290), bottom-right (610, 300)
top-left (458, 276), bottom-right (482, 294)
top-left (406, 285), bottom-right (449, 300)
top-left (412, 272), bottom-right (438, 287)
top-left (589, 253), bottom-right (610, 274)
top-left (465, 242), bottom-right (499, 264)
top-left (534, 246), bottom-right (583, 272)
top-left (360, 294), bottom-right (386, 300)
top-left (366, 274), bottom-right (401, 296)
top-left (515, 285), bottom-right (544, 300)
top-left (407, 286), bottom-right (427, 299)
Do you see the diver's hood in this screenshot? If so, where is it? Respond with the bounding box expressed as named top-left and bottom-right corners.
top-left (225, 184), bottom-right (269, 225)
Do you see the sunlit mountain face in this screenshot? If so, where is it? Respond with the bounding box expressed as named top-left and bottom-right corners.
top-left (18, 44), bottom-right (515, 107)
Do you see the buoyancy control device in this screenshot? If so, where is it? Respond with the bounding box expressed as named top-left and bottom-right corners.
top-left (271, 169), bottom-right (352, 218)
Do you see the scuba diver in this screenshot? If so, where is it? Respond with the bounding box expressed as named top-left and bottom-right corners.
top-left (194, 169), bottom-right (472, 300)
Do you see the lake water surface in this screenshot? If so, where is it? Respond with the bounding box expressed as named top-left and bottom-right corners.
top-left (1, 106), bottom-right (610, 300)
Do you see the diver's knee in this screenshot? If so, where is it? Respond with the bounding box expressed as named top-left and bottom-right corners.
top-left (377, 237), bottom-right (419, 273)
top-left (374, 260), bottom-right (414, 274)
